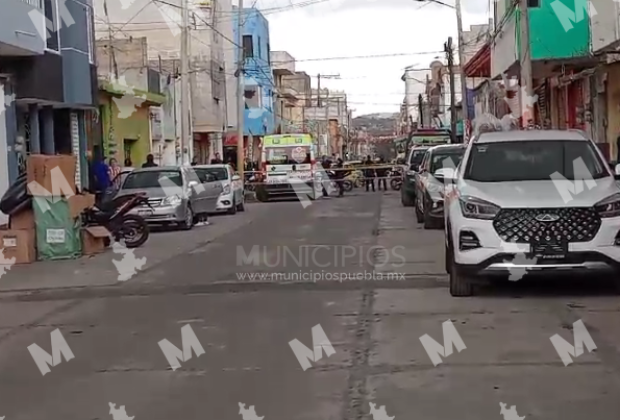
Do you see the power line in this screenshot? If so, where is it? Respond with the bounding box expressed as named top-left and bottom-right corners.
top-left (271, 51), bottom-right (444, 64)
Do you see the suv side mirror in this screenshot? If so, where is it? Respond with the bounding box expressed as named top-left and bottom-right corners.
top-left (188, 180), bottom-right (199, 189)
top-left (232, 174), bottom-right (241, 181)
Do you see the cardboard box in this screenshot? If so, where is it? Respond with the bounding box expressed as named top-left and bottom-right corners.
top-left (10, 207), bottom-right (35, 230)
top-left (27, 155), bottom-right (76, 197)
top-left (0, 229), bottom-right (36, 264)
top-left (82, 226), bottom-right (110, 255)
top-left (69, 193), bottom-right (96, 219)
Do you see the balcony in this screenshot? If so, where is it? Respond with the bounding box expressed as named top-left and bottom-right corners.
top-left (0, 0), bottom-right (46, 56)
top-left (270, 51), bottom-right (295, 76)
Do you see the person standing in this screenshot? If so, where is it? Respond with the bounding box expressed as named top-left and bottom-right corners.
top-left (363, 155), bottom-right (375, 192)
top-left (375, 156), bottom-right (388, 191)
top-left (211, 153), bottom-right (223, 164)
top-left (142, 154), bottom-right (158, 168)
top-left (92, 147), bottom-right (111, 203)
top-left (108, 158), bottom-right (122, 188)
top-left (333, 158), bottom-right (350, 197)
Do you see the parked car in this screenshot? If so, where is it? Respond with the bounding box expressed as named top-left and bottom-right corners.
top-left (193, 164), bottom-right (245, 214)
top-left (115, 166), bottom-right (223, 230)
top-left (414, 144), bottom-right (466, 229)
top-left (401, 145), bottom-right (430, 207)
top-left (445, 129), bottom-right (620, 297)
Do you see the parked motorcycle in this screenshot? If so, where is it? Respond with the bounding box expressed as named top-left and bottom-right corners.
top-left (389, 168), bottom-right (403, 191)
top-left (82, 193), bottom-right (151, 248)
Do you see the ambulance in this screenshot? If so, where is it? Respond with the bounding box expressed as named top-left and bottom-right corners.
top-left (255, 134), bottom-right (321, 202)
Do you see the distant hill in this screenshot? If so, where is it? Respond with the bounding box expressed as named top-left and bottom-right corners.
top-left (352, 113), bottom-right (398, 137)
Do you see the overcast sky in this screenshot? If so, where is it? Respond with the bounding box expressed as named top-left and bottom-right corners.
top-left (242, 0), bottom-right (493, 116)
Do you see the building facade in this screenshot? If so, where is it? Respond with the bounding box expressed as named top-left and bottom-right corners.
top-left (0, 0), bottom-right (98, 225)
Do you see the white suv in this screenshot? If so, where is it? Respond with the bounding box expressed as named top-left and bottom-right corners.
top-left (444, 129), bottom-right (620, 296)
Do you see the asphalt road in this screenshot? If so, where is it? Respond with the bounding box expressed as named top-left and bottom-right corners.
top-left (1, 190), bottom-right (620, 420)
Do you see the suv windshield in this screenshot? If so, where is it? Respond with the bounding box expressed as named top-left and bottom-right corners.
top-left (430, 149), bottom-right (465, 174)
top-left (464, 140), bottom-right (608, 182)
top-left (123, 170), bottom-right (183, 189)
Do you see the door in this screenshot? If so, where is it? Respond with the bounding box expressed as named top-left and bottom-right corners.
top-left (184, 167), bottom-right (207, 214)
top-left (195, 168), bottom-right (224, 212)
top-left (416, 151), bottom-right (431, 212)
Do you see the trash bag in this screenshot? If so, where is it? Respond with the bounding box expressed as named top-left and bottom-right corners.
top-left (0, 173), bottom-right (31, 215)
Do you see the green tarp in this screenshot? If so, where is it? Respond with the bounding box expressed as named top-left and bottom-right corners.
top-left (33, 196), bottom-right (81, 261)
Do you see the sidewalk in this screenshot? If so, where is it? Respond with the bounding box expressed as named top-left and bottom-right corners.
top-left (0, 203), bottom-right (271, 292)
top-left (374, 192), bottom-right (446, 277)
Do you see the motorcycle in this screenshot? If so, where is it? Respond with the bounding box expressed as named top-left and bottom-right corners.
top-left (389, 168), bottom-right (403, 191)
top-left (82, 193), bottom-right (152, 248)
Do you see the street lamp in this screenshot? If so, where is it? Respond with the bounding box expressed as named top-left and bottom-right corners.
top-left (412, 0), bottom-right (469, 139)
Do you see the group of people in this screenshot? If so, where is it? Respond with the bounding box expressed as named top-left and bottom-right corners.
top-left (362, 155), bottom-right (390, 192)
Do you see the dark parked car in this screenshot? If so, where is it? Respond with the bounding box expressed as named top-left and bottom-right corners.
top-left (401, 145), bottom-right (429, 207)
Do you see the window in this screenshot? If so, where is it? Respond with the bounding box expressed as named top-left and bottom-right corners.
top-left (123, 171), bottom-right (182, 189)
top-left (429, 149), bottom-right (465, 174)
top-left (44, 0), bottom-right (60, 52)
top-left (527, 0), bottom-right (539, 6)
top-left (242, 35), bottom-right (253, 58)
top-left (244, 86), bottom-right (262, 108)
top-left (257, 36), bottom-right (262, 59)
top-left (196, 167), bottom-right (228, 181)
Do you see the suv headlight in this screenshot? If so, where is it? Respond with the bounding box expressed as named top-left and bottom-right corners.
top-left (594, 193), bottom-right (620, 218)
top-left (459, 196), bottom-right (500, 220)
top-left (223, 184), bottom-right (231, 194)
top-left (163, 195), bottom-right (182, 206)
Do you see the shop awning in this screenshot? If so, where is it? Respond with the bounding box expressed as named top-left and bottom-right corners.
top-left (462, 42), bottom-right (491, 78)
top-left (224, 133), bottom-right (249, 147)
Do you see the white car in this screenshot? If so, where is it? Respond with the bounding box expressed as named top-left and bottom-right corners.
top-left (193, 164), bottom-right (245, 214)
top-left (444, 129), bottom-right (620, 296)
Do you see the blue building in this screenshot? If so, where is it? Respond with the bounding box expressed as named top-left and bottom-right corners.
top-left (232, 7), bottom-right (275, 137)
top-left (0, 0), bottom-right (97, 210)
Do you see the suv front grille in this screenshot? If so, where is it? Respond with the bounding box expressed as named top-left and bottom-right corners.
top-left (493, 208), bottom-right (601, 244)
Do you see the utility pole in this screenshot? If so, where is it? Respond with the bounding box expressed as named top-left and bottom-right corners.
top-left (180, 0), bottom-right (190, 165)
top-left (418, 93), bottom-right (424, 128)
top-left (519, 0), bottom-right (534, 127)
top-left (455, 0), bottom-right (469, 136)
top-left (445, 37), bottom-right (457, 144)
top-left (236, 0), bottom-right (245, 178)
top-left (317, 74), bottom-right (321, 107)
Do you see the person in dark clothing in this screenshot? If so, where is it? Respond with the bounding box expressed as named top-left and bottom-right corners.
top-left (375, 157), bottom-right (388, 191)
top-left (211, 153), bottom-right (223, 164)
top-left (363, 155), bottom-right (375, 192)
top-left (91, 146), bottom-right (111, 203)
top-left (303, 153), bottom-right (311, 164)
top-left (332, 158), bottom-right (350, 197)
top-left (142, 154), bottom-right (158, 168)
top-left (124, 158), bottom-right (133, 167)
top-left (321, 158), bottom-right (332, 197)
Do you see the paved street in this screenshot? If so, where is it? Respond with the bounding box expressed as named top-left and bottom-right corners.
top-left (1, 191), bottom-right (620, 420)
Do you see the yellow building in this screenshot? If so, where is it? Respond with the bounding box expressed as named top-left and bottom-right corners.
top-left (98, 79), bottom-right (166, 166)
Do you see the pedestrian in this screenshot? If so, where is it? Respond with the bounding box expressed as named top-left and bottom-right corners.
top-left (333, 158), bottom-right (350, 197)
top-left (142, 154), bottom-right (158, 168)
top-left (211, 153), bottom-right (223, 164)
top-left (92, 146), bottom-right (111, 203)
top-left (363, 155), bottom-right (375, 192)
top-left (321, 158), bottom-right (332, 197)
top-left (124, 158), bottom-right (133, 168)
top-left (375, 156), bottom-right (388, 191)
top-left (108, 158), bottom-right (122, 188)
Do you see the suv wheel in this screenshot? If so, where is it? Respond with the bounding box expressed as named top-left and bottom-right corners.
top-left (401, 190), bottom-right (414, 207)
top-left (449, 259), bottom-right (474, 297)
top-left (415, 199), bottom-right (423, 223)
top-left (423, 203), bottom-right (437, 229)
